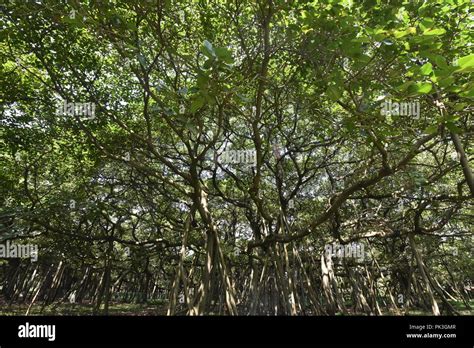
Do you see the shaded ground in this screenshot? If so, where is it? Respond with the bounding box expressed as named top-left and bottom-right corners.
top-left (0, 298), bottom-right (472, 316)
top-left (0, 296), bottom-right (168, 315)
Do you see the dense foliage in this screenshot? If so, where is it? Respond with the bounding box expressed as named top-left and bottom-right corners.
top-left (0, 0), bottom-right (472, 315)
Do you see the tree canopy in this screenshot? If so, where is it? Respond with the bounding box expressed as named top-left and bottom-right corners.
top-left (0, 0), bottom-right (473, 316)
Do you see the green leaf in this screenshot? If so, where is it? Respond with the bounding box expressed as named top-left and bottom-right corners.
top-left (343, 118), bottom-right (356, 132)
top-left (326, 85), bottom-right (342, 101)
top-left (420, 63), bottom-right (433, 75)
top-left (393, 28), bottom-right (414, 39)
top-left (430, 54), bottom-right (448, 68)
top-left (137, 54), bottom-right (147, 68)
top-left (203, 59), bottom-right (213, 69)
top-left (419, 18), bottom-right (434, 31)
top-left (197, 73), bottom-right (209, 90)
top-left (445, 122), bottom-right (462, 134)
top-left (454, 54), bottom-right (474, 73)
top-left (433, 66), bottom-right (457, 78)
top-left (351, 37), bottom-right (371, 43)
top-left (423, 124), bottom-right (438, 134)
top-left (414, 82), bottom-right (432, 94)
top-left (453, 103), bottom-right (467, 111)
top-left (396, 81), bottom-right (414, 92)
top-left (437, 76), bottom-right (454, 88)
top-left (459, 86), bottom-right (474, 98)
top-left (201, 40), bottom-right (215, 58)
top-left (443, 114), bottom-right (460, 122)
top-left (190, 96), bottom-right (205, 113)
top-left (423, 28), bottom-right (446, 36)
top-left (393, 30), bottom-right (407, 39)
top-left (458, 54), bottom-right (474, 68)
top-left (214, 47), bottom-right (234, 64)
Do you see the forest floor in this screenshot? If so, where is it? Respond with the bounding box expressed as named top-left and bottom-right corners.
top-left (0, 298), bottom-right (472, 316)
